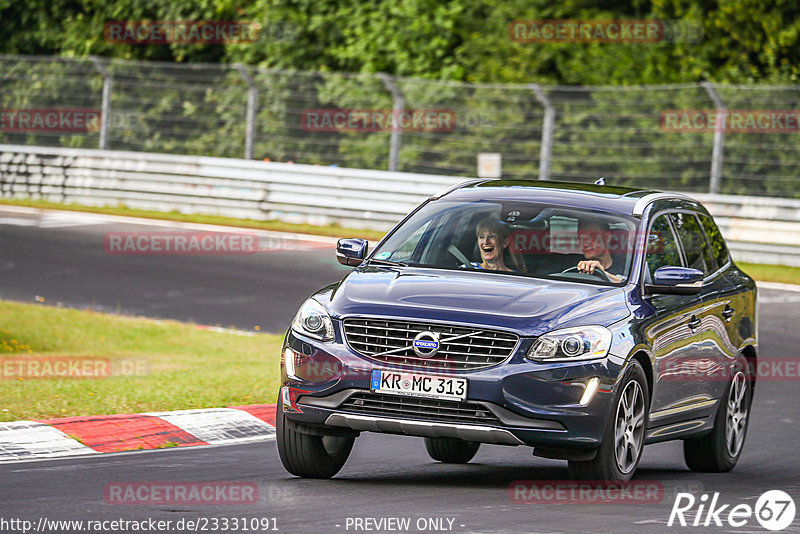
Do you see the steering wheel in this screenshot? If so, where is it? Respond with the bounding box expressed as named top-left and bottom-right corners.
top-left (560, 265), bottom-right (612, 282)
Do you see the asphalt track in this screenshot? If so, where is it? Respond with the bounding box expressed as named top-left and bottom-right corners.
top-left (0, 207), bottom-right (350, 332)
top-left (1, 206), bottom-right (799, 534)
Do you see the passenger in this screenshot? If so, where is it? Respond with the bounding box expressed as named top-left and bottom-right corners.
top-left (576, 218), bottom-right (624, 283)
top-left (463, 217), bottom-right (523, 272)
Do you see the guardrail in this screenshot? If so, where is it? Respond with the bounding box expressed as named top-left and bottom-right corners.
top-left (0, 144), bottom-right (797, 267)
top-left (692, 193), bottom-right (800, 267)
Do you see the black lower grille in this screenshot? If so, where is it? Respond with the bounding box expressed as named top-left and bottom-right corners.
top-left (339, 392), bottom-right (502, 426)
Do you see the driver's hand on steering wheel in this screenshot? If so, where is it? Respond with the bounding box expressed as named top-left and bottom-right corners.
top-left (577, 260), bottom-right (603, 275)
top-left (577, 260), bottom-right (622, 283)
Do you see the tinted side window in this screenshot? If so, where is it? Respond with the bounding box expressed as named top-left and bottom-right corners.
top-left (669, 213), bottom-right (713, 275)
top-left (699, 214), bottom-right (730, 269)
top-left (646, 214), bottom-right (683, 278)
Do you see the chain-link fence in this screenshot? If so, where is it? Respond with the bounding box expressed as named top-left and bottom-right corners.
top-left (2, 54), bottom-right (799, 197)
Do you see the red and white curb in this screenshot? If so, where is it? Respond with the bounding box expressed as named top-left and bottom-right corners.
top-left (0, 404), bottom-right (277, 462)
top-left (0, 421), bottom-right (98, 460)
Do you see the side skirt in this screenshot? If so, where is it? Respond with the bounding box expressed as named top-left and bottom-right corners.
top-left (644, 417), bottom-right (714, 445)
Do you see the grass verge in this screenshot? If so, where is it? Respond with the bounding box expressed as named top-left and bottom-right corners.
top-left (0, 300), bottom-right (282, 422)
top-left (0, 198), bottom-right (387, 242)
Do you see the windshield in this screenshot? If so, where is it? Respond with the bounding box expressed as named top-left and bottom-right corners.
top-left (371, 199), bottom-right (639, 285)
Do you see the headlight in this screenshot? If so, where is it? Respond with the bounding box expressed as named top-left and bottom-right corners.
top-left (291, 298), bottom-right (334, 341)
top-left (526, 326), bottom-right (612, 362)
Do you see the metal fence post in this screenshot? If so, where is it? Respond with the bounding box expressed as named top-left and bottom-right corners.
top-left (234, 64), bottom-right (259, 160)
top-left (89, 56), bottom-right (112, 150)
top-left (701, 81), bottom-right (725, 194)
top-left (378, 73), bottom-right (404, 172)
top-left (530, 84), bottom-right (555, 181)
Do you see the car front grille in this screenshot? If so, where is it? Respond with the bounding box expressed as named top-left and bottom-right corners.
top-left (342, 318), bottom-right (518, 371)
top-left (340, 392), bottom-right (502, 426)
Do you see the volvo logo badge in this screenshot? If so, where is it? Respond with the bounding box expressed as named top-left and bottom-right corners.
top-left (412, 331), bottom-right (440, 358)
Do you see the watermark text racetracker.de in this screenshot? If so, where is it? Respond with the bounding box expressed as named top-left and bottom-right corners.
top-left (663, 357), bottom-right (800, 382)
top-left (104, 20), bottom-right (298, 44)
top-left (661, 110), bottom-right (800, 133)
top-left (510, 480), bottom-right (663, 504)
top-left (105, 481), bottom-right (257, 505)
top-left (105, 20), bottom-right (259, 44)
top-left (0, 109), bottom-right (101, 133)
top-left (301, 108), bottom-right (456, 133)
top-left (508, 228), bottom-right (662, 255)
top-left (509, 19), bottom-right (703, 43)
top-left (0, 356), bottom-right (149, 379)
top-left (104, 231), bottom-right (327, 255)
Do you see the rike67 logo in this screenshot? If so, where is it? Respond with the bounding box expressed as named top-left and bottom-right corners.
top-left (668, 490), bottom-right (796, 531)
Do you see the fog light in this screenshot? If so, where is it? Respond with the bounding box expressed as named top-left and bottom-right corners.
top-left (579, 377), bottom-right (600, 406)
top-left (281, 386), bottom-right (310, 413)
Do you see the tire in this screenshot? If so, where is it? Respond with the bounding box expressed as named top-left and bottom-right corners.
top-left (275, 395), bottom-right (354, 478)
top-left (424, 437), bottom-right (480, 463)
top-left (568, 360), bottom-right (649, 481)
top-left (683, 354), bottom-right (751, 473)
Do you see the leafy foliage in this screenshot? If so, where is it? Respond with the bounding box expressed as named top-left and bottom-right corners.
top-left (2, 0), bottom-right (799, 84)
top-left (1, 1), bottom-right (799, 196)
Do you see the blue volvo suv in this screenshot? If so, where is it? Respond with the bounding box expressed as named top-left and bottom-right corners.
top-left (276, 180), bottom-right (757, 481)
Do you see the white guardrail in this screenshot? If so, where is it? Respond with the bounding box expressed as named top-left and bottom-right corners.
top-left (0, 144), bottom-right (798, 267)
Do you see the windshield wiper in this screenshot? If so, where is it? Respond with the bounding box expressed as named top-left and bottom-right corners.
top-left (367, 258), bottom-right (408, 267)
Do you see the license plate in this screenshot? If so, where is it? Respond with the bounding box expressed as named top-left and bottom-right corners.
top-left (371, 369), bottom-right (467, 401)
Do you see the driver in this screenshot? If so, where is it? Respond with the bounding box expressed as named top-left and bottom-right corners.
top-left (576, 218), bottom-right (624, 283)
top-left (463, 217), bottom-right (522, 272)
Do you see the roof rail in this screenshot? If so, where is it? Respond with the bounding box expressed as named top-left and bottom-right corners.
top-left (429, 179), bottom-right (488, 200)
top-left (631, 192), bottom-right (695, 217)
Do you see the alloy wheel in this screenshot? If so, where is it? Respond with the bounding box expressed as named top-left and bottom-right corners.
top-left (726, 371), bottom-right (748, 457)
top-left (614, 380), bottom-right (645, 474)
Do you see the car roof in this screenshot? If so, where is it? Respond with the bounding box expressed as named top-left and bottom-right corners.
top-left (438, 179), bottom-right (697, 218)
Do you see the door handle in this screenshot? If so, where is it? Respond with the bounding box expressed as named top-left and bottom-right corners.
top-left (688, 315), bottom-right (701, 329)
top-left (722, 306), bottom-right (735, 320)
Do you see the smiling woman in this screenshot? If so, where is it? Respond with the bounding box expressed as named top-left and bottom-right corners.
top-left (463, 217), bottom-right (524, 272)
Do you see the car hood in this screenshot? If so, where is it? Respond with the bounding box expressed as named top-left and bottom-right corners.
top-left (316, 266), bottom-right (631, 337)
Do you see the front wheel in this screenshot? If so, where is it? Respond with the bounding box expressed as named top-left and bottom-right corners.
top-left (568, 360), bottom-right (649, 481)
top-left (424, 437), bottom-right (480, 463)
top-left (683, 355), bottom-right (751, 472)
top-left (275, 395), bottom-right (354, 478)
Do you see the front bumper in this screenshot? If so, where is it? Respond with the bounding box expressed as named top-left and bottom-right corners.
top-left (281, 325), bottom-right (626, 452)
top-left (328, 412), bottom-right (525, 446)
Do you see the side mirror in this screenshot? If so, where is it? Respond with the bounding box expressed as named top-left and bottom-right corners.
top-left (336, 238), bottom-right (368, 266)
top-left (646, 266), bottom-right (704, 295)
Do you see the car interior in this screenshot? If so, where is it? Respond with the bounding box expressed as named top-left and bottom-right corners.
top-left (403, 203), bottom-right (633, 283)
